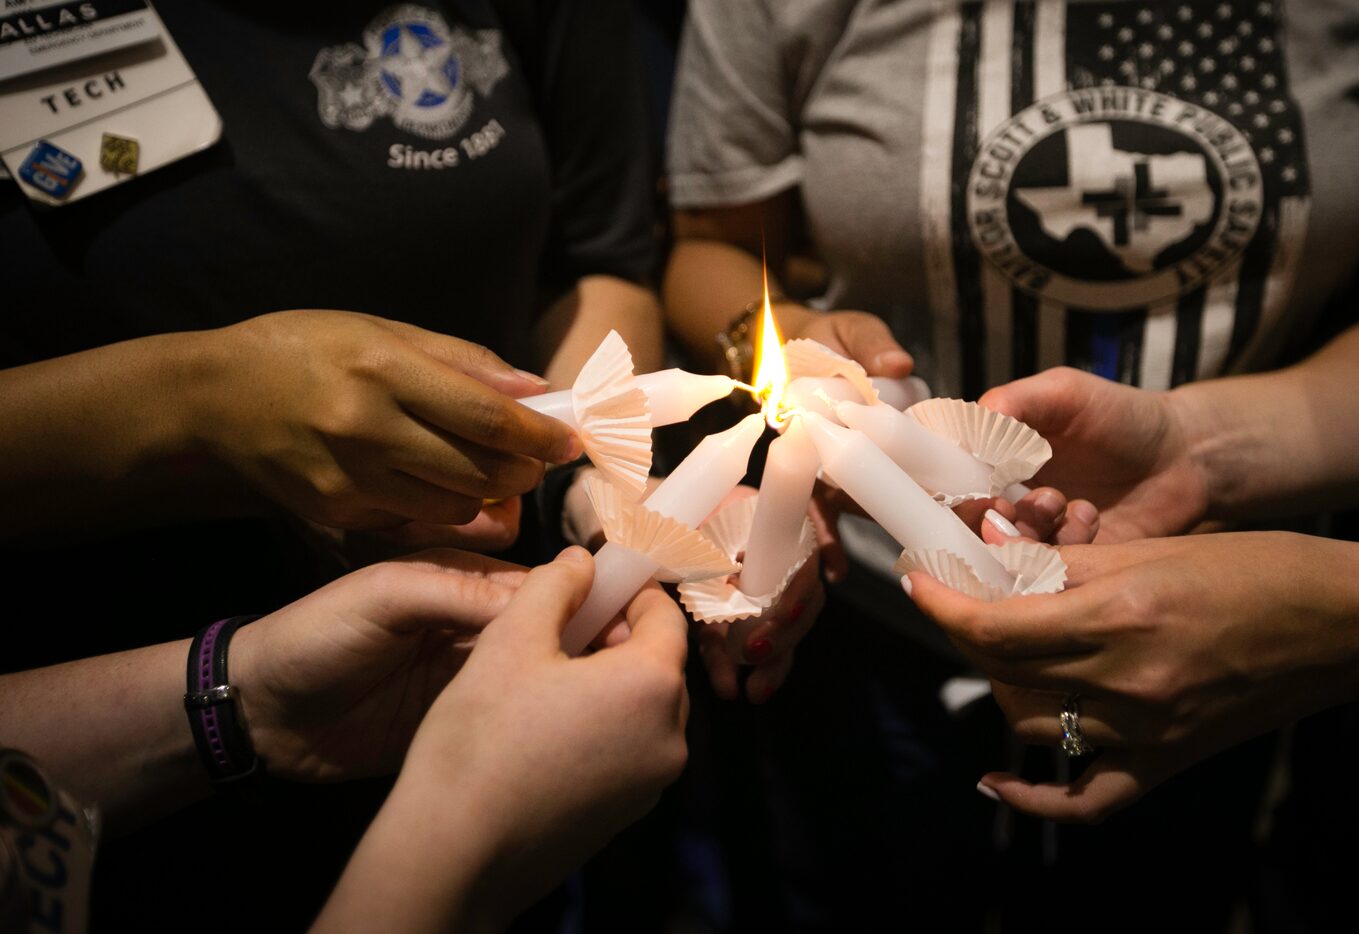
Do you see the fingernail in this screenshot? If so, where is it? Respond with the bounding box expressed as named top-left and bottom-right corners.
top-left (984, 508), bottom-right (1021, 538)
top-left (1072, 501), bottom-right (1099, 527)
top-left (783, 601), bottom-right (807, 622)
top-left (745, 638), bottom-right (773, 664)
top-left (976, 781), bottom-right (1001, 802)
top-left (558, 546), bottom-right (590, 564)
top-left (900, 575), bottom-right (914, 597)
top-left (560, 433), bottom-right (584, 462)
top-left (514, 368), bottom-right (551, 388)
top-left (876, 350), bottom-right (913, 373)
top-left (1034, 490), bottom-right (1063, 520)
top-left (753, 683), bottom-right (775, 704)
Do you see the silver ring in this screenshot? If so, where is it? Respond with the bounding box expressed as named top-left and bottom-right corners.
top-left (1059, 694), bottom-right (1094, 757)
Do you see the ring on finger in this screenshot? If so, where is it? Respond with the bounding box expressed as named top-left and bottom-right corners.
top-left (1059, 694), bottom-right (1095, 758)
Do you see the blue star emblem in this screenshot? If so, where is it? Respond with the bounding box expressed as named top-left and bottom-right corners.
top-left (378, 20), bottom-right (460, 109)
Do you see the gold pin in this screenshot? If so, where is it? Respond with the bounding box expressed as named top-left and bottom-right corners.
top-left (99, 133), bottom-right (140, 175)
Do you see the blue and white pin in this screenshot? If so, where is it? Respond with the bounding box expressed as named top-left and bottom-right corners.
top-left (17, 140), bottom-right (83, 200)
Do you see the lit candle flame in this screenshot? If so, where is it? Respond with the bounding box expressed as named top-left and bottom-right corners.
top-left (751, 264), bottom-right (790, 428)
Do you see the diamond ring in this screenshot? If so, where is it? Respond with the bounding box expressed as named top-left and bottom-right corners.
top-left (1059, 694), bottom-right (1094, 757)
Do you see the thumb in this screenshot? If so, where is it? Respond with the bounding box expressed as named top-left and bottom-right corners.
top-left (379, 318), bottom-right (552, 399)
top-left (482, 546), bottom-right (596, 657)
top-left (832, 312), bottom-right (913, 377)
top-left (978, 366), bottom-right (1091, 429)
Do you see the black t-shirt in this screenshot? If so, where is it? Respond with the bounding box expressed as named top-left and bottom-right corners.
top-left (0, 0), bottom-right (656, 649)
top-left (0, 0), bottom-right (654, 368)
top-left (0, 3), bottom-right (653, 928)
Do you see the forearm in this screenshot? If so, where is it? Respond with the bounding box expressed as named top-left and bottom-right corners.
top-left (663, 195), bottom-right (823, 373)
top-left (535, 275), bottom-right (664, 388)
top-left (663, 237), bottom-right (816, 375)
top-left (1298, 534), bottom-right (1359, 712)
top-left (1172, 325), bottom-right (1359, 520)
top-left (0, 640), bottom-right (209, 834)
top-left (314, 775), bottom-right (504, 934)
top-left (0, 331), bottom-right (258, 543)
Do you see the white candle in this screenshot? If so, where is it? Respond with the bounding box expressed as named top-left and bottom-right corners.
top-left (636, 370), bottom-right (738, 426)
top-left (874, 375), bottom-right (931, 411)
top-left (738, 417), bottom-right (820, 597)
top-left (799, 412), bottom-right (1013, 591)
top-left (560, 413), bottom-right (767, 655)
top-left (782, 375), bottom-right (928, 423)
top-left (835, 400), bottom-right (995, 501)
top-left (518, 369), bottom-right (736, 429)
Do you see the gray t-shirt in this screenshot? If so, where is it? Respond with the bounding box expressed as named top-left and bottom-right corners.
top-left (669, 0), bottom-right (1359, 401)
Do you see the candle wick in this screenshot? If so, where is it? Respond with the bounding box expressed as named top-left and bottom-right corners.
top-left (733, 380), bottom-right (759, 396)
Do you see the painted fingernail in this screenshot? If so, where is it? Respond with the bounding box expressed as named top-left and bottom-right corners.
top-left (976, 781), bottom-right (1001, 802)
top-left (745, 638), bottom-right (773, 664)
top-left (514, 368), bottom-right (552, 387)
top-left (984, 508), bottom-right (1021, 538)
top-left (900, 575), bottom-right (914, 597)
top-left (784, 601), bottom-right (807, 622)
top-left (753, 683), bottom-right (775, 704)
top-left (1072, 501), bottom-right (1099, 527)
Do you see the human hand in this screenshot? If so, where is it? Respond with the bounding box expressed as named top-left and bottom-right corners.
top-left (693, 487), bottom-right (825, 703)
top-left (978, 367), bottom-right (1210, 542)
top-left (780, 306), bottom-right (914, 379)
top-left (303, 498), bottom-right (525, 569)
top-left (907, 531), bottom-right (1359, 822)
top-left (956, 489), bottom-right (1100, 546)
top-left (190, 310), bottom-right (581, 530)
top-left (231, 549), bottom-right (531, 782)
top-left (329, 548), bottom-right (688, 931)
top-left (369, 496), bottom-right (523, 552)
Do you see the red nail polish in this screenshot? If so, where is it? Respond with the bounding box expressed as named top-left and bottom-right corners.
top-left (746, 638), bottom-right (773, 664)
top-left (786, 601), bottom-right (807, 621)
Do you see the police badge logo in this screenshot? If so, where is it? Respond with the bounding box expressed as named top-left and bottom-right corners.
top-left (309, 5), bottom-right (508, 141)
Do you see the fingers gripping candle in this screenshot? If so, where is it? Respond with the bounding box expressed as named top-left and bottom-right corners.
top-left (560, 413), bottom-right (767, 655)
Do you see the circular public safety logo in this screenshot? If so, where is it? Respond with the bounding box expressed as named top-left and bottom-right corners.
top-left (967, 86), bottom-right (1262, 309)
top-left (369, 5), bottom-right (473, 139)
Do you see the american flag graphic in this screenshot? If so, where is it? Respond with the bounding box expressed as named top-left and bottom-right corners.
top-left (921, 0), bottom-right (1311, 397)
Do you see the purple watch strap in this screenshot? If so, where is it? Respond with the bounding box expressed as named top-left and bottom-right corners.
top-left (185, 616), bottom-right (261, 785)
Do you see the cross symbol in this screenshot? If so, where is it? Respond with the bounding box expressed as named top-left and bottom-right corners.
top-left (1080, 162), bottom-right (1182, 246)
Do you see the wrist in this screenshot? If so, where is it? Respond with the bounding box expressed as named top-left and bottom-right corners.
top-left (1163, 381), bottom-right (1239, 524)
top-left (318, 771), bottom-right (509, 934)
top-left (171, 326), bottom-right (236, 455)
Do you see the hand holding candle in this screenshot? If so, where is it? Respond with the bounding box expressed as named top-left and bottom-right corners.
top-left (560, 282), bottom-right (1067, 668)
top-left (559, 413), bottom-right (767, 656)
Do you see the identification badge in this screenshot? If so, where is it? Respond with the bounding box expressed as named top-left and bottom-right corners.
top-left (0, 2), bottom-right (220, 206)
top-left (0, 1), bottom-right (161, 82)
top-left (0, 749), bottom-right (100, 934)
